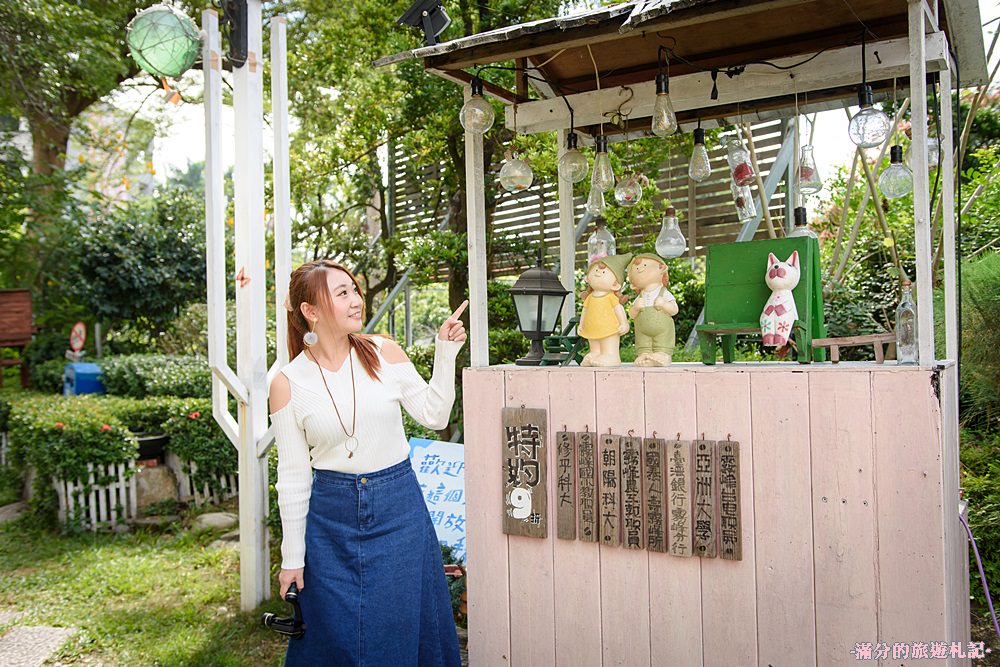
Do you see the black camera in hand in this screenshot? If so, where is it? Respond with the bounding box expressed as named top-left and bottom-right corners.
top-left (262, 582), bottom-right (306, 639)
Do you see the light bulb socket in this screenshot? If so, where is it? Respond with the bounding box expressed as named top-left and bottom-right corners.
top-left (656, 73), bottom-right (669, 95)
top-left (889, 145), bottom-right (904, 164)
top-left (470, 77), bottom-right (484, 97)
top-left (693, 127), bottom-right (705, 145)
top-left (595, 135), bottom-right (608, 154)
top-left (566, 132), bottom-right (579, 150)
top-left (794, 206), bottom-right (808, 226)
top-left (857, 84), bottom-right (874, 109)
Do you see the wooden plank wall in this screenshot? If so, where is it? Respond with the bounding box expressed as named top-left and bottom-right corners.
top-left (463, 364), bottom-right (967, 667)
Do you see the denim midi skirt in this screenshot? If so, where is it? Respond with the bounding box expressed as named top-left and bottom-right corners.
top-left (284, 459), bottom-right (462, 667)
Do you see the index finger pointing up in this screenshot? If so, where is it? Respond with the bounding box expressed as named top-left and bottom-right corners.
top-left (448, 299), bottom-right (469, 322)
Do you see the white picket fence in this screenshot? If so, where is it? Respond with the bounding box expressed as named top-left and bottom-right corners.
top-left (53, 461), bottom-right (138, 530)
top-left (165, 451), bottom-right (238, 506)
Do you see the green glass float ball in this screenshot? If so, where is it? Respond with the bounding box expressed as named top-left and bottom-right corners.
top-left (126, 4), bottom-right (201, 79)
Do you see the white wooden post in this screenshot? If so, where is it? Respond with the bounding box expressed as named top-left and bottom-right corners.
top-left (940, 61), bottom-right (958, 362)
top-left (271, 17), bottom-right (292, 372)
top-left (557, 128), bottom-right (576, 327)
top-left (909, 0), bottom-right (935, 364)
top-left (464, 85), bottom-right (489, 367)
top-left (232, 0), bottom-right (271, 610)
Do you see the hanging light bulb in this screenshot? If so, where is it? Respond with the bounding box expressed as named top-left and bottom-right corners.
top-left (878, 145), bottom-right (914, 199)
top-left (787, 205), bottom-right (819, 238)
top-left (688, 127), bottom-right (712, 182)
top-left (614, 173), bottom-right (644, 207)
top-left (655, 206), bottom-right (686, 258)
top-left (591, 135), bottom-right (615, 191)
top-left (586, 186), bottom-right (606, 216)
top-left (905, 134), bottom-right (940, 168)
top-left (498, 152), bottom-right (533, 192)
top-left (651, 73), bottom-right (678, 137)
top-left (798, 145), bottom-right (823, 195)
top-left (848, 85), bottom-right (892, 148)
top-left (459, 77), bottom-right (495, 134)
top-left (558, 132), bottom-right (589, 183)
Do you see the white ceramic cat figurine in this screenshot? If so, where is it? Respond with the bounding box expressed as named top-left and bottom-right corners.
top-left (760, 250), bottom-right (800, 347)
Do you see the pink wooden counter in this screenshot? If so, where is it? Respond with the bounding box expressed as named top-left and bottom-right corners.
top-left (462, 362), bottom-right (968, 667)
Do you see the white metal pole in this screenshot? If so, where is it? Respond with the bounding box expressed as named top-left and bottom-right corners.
top-left (464, 86), bottom-right (489, 367)
top-left (909, 0), bottom-right (935, 364)
top-left (271, 16), bottom-right (291, 372)
top-left (940, 62), bottom-right (958, 362)
top-left (557, 128), bottom-right (576, 328)
top-left (233, 0), bottom-right (271, 610)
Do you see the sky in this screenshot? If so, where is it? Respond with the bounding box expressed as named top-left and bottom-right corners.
top-left (150, 0), bottom-right (999, 195)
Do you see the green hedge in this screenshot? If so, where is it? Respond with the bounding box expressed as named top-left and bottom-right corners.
top-left (101, 354), bottom-right (211, 399)
top-left (162, 399), bottom-right (237, 498)
top-left (30, 358), bottom-right (65, 394)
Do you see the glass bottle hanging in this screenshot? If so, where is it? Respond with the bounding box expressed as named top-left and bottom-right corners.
top-left (688, 128), bottom-right (712, 183)
top-left (587, 217), bottom-right (616, 264)
top-left (498, 150), bottom-right (533, 192)
top-left (614, 173), bottom-right (644, 207)
top-left (731, 182), bottom-right (756, 222)
top-left (654, 206), bottom-right (686, 258)
top-left (895, 280), bottom-right (917, 364)
top-left (797, 145), bottom-right (823, 195)
top-left (725, 136), bottom-right (755, 187)
top-left (905, 134), bottom-right (940, 169)
top-left (787, 205), bottom-right (818, 238)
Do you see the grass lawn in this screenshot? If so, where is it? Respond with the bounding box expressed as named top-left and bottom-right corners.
top-left (0, 508), bottom-right (289, 666)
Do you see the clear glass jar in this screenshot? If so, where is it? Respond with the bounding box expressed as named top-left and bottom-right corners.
top-left (654, 207), bottom-right (686, 258)
top-left (895, 280), bottom-right (917, 364)
top-left (614, 173), bottom-right (643, 207)
top-left (587, 218), bottom-right (616, 264)
top-left (498, 155), bottom-right (533, 192)
top-left (725, 137), bottom-right (755, 187)
top-left (798, 145), bottom-right (823, 195)
top-left (731, 182), bottom-right (756, 222)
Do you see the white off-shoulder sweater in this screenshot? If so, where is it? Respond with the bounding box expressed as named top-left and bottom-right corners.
top-left (269, 335), bottom-right (464, 569)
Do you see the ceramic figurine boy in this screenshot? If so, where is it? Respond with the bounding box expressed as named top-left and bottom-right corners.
top-left (578, 253), bottom-right (633, 367)
top-left (627, 253), bottom-right (678, 366)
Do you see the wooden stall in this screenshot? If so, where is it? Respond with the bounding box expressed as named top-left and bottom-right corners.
top-left (465, 362), bottom-right (967, 666)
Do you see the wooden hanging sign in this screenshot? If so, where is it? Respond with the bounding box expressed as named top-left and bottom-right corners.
top-left (718, 440), bottom-right (743, 561)
top-left (643, 437), bottom-right (666, 553)
top-left (577, 431), bottom-right (598, 542)
top-left (693, 440), bottom-right (717, 558)
top-left (502, 407), bottom-right (547, 538)
top-left (599, 433), bottom-right (621, 547)
top-left (667, 440), bottom-right (694, 557)
top-left (556, 430), bottom-right (576, 540)
top-left (621, 435), bottom-right (644, 550)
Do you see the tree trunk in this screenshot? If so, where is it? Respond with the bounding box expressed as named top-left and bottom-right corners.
top-left (27, 112), bottom-right (70, 177)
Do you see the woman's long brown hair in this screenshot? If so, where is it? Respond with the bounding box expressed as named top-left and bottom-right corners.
top-left (286, 259), bottom-right (382, 381)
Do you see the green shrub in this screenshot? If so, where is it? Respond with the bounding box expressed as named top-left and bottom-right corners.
top-left (956, 253), bottom-right (1000, 430)
top-left (6, 395), bottom-right (138, 523)
top-left (162, 399), bottom-right (237, 498)
top-left (101, 354), bottom-right (211, 399)
top-left (489, 327), bottom-right (529, 365)
top-left (30, 358), bottom-right (65, 394)
top-left (960, 429), bottom-right (1000, 605)
top-left (98, 395), bottom-right (203, 434)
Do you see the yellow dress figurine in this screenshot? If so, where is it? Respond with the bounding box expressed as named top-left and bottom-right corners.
top-left (627, 253), bottom-right (678, 366)
top-left (578, 253), bottom-right (633, 367)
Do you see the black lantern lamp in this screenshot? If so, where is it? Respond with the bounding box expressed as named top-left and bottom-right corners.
top-left (509, 252), bottom-right (569, 366)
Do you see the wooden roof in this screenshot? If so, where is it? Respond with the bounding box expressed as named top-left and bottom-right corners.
top-left (376, 0), bottom-right (987, 130)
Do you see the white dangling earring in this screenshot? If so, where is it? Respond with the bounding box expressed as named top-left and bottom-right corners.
top-left (303, 320), bottom-right (319, 347)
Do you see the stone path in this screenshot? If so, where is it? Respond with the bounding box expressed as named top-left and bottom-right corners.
top-left (0, 623), bottom-right (77, 667)
top-left (0, 502), bottom-right (25, 525)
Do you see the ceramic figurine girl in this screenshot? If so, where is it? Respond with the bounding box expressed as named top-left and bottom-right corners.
top-left (627, 253), bottom-right (678, 366)
top-left (578, 253), bottom-right (632, 367)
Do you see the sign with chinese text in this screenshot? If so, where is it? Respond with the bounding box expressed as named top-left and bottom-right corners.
top-left (644, 437), bottom-right (666, 553)
top-left (718, 440), bottom-right (742, 561)
top-left (409, 437), bottom-right (466, 562)
top-left (501, 407), bottom-right (548, 538)
top-left (694, 440), bottom-right (717, 558)
top-left (621, 436), bottom-right (644, 549)
top-left (599, 433), bottom-right (621, 546)
top-left (577, 431), bottom-right (598, 542)
top-left (667, 440), bottom-right (693, 557)
top-left (556, 431), bottom-right (576, 540)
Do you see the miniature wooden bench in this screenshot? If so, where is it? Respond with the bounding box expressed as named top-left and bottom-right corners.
top-left (811, 332), bottom-right (895, 363)
top-left (696, 237), bottom-right (827, 364)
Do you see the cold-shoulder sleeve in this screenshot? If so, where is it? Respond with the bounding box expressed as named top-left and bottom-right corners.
top-left (270, 400), bottom-right (312, 570)
top-left (390, 337), bottom-right (463, 431)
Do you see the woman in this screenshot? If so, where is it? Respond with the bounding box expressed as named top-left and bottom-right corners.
top-left (269, 259), bottom-right (467, 666)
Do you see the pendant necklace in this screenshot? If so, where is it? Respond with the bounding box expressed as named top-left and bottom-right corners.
top-left (308, 346), bottom-right (358, 458)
